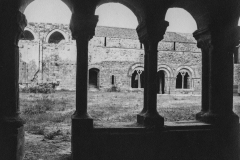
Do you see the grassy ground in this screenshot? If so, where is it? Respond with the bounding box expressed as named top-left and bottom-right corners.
top-left (20, 91), bottom-right (240, 160)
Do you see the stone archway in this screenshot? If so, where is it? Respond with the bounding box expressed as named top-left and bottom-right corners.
top-left (45, 29), bottom-right (68, 43)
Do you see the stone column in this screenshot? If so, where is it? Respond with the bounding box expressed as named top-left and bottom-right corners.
top-left (194, 26), bottom-right (239, 125)
top-left (70, 13), bottom-right (98, 127)
top-left (193, 28), bottom-right (211, 119)
top-left (136, 20), bottom-right (169, 127)
top-left (137, 43), bottom-right (149, 122)
top-left (0, 10), bottom-right (27, 160)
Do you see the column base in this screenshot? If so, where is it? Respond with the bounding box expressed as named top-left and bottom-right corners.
top-left (71, 113), bottom-right (93, 133)
top-left (137, 114), bottom-right (145, 125)
top-left (138, 112), bottom-right (164, 128)
top-left (196, 111), bottom-right (206, 121)
top-left (196, 112), bottom-right (239, 126)
top-left (0, 117), bottom-right (25, 160)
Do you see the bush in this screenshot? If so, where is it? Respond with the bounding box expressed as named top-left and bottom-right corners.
top-left (107, 85), bottom-right (121, 92)
top-left (28, 83), bottom-right (56, 94)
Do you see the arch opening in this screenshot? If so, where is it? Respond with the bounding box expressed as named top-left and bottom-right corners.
top-left (22, 30), bottom-right (35, 40)
top-left (95, 3), bottom-right (138, 29)
top-left (131, 68), bottom-right (144, 89)
top-left (48, 31), bottom-right (65, 43)
top-left (89, 68), bottom-right (100, 88)
top-left (165, 8), bottom-right (197, 33)
top-left (23, 0), bottom-right (71, 24)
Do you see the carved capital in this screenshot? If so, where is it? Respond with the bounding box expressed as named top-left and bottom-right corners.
top-left (136, 20), bottom-right (169, 44)
top-left (193, 28), bottom-right (212, 50)
top-left (193, 26), bottom-right (240, 52)
top-left (70, 13), bottom-right (98, 40)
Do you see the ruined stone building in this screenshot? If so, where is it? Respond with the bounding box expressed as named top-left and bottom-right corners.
top-left (19, 22), bottom-right (240, 94)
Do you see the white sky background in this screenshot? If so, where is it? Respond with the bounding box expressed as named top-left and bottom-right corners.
top-left (24, 0), bottom-right (240, 33)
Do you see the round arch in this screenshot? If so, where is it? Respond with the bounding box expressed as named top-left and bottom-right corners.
top-left (23, 28), bottom-right (38, 40)
top-left (175, 66), bottom-right (195, 78)
top-left (88, 64), bottom-right (103, 71)
top-left (96, 0), bottom-right (145, 24)
top-left (158, 65), bottom-right (173, 78)
top-left (167, 0), bottom-right (210, 29)
top-left (165, 7), bottom-right (197, 33)
top-left (20, 0), bottom-right (73, 13)
top-left (128, 63), bottom-right (144, 77)
top-left (45, 29), bottom-right (69, 43)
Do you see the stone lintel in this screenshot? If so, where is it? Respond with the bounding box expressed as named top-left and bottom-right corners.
top-left (70, 13), bottom-right (98, 40)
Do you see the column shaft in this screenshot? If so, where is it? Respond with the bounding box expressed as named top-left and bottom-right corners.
top-left (147, 42), bottom-right (158, 113)
top-left (201, 50), bottom-right (210, 113)
top-left (143, 44), bottom-right (149, 113)
top-left (209, 45), bottom-right (233, 114)
top-left (75, 36), bottom-right (89, 117)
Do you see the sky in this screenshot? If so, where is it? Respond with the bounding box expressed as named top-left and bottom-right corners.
top-left (24, 0), bottom-right (238, 33)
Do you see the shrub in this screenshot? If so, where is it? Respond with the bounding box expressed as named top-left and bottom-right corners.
top-left (107, 85), bottom-right (121, 92)
top-left (44, 129), bottom-right (63, 140)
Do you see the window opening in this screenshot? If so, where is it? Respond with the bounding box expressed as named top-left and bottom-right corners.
top-left (176, 71), bottom-right (190, 89)
top-left (48, 31), bottom-right (65, 43)
top-left (111, 75), bottom-right (115, 85)
top-left (104, 37), bottom-right (107, 47)
top-left (131, 69), bottom-right (144, 88)
top-left (157, 70), bottom-right (165, 94)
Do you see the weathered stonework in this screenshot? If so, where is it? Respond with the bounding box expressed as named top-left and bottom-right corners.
top-left (18, 22), bottom-right (239, 94)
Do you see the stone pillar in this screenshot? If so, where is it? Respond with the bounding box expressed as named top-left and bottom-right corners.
top-left (136, 20), bottom-right (169, 127)
top-left (70, 13), bottom-right (98, 127)
top-left (137, 43), bottom-right (149, 122)
top-left (193, 28), bottom-right (211, 119)
top-left (0, 10), bottom-right (27, 160)
top-left (194, 26), bottom-right (239, 125)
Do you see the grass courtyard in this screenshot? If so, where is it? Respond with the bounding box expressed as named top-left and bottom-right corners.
top-left (20, 91), bottom-right (240, 160)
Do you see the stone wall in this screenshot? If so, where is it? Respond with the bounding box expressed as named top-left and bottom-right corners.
top-left (18, 22), bottom-right (233, 95)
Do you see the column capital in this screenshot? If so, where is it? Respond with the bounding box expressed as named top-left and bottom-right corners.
top-left (193, 28), bottom-right (211, 50)
top-left (70, 13), bottom-right (98, 40)
top-left (136, 20), bottom-right (169, 44)
top-left (0, 11), bottom-right (27, 44)
top-left (193, 26), bottom-right (240, 52)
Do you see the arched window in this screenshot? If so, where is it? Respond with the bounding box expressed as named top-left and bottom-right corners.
top-left (48, 31), bottom-right (65, 43)
top-left (131, 67), bottom-right (144, 88)
top-left (22, 30), bottom-right (34, 40)
top-left (176, 70), bottom-right (191, 89)
top-left (89, 68), bottom-right (100, 88)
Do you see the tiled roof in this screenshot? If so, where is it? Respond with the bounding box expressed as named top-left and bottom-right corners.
top-left (95, 26), bottom-right (197, 43)
top-left (27, 22), bottom-right (197, 43)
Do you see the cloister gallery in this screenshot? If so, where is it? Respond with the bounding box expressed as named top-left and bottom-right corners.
top-left (1, 0), bottom-right (240, 159)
